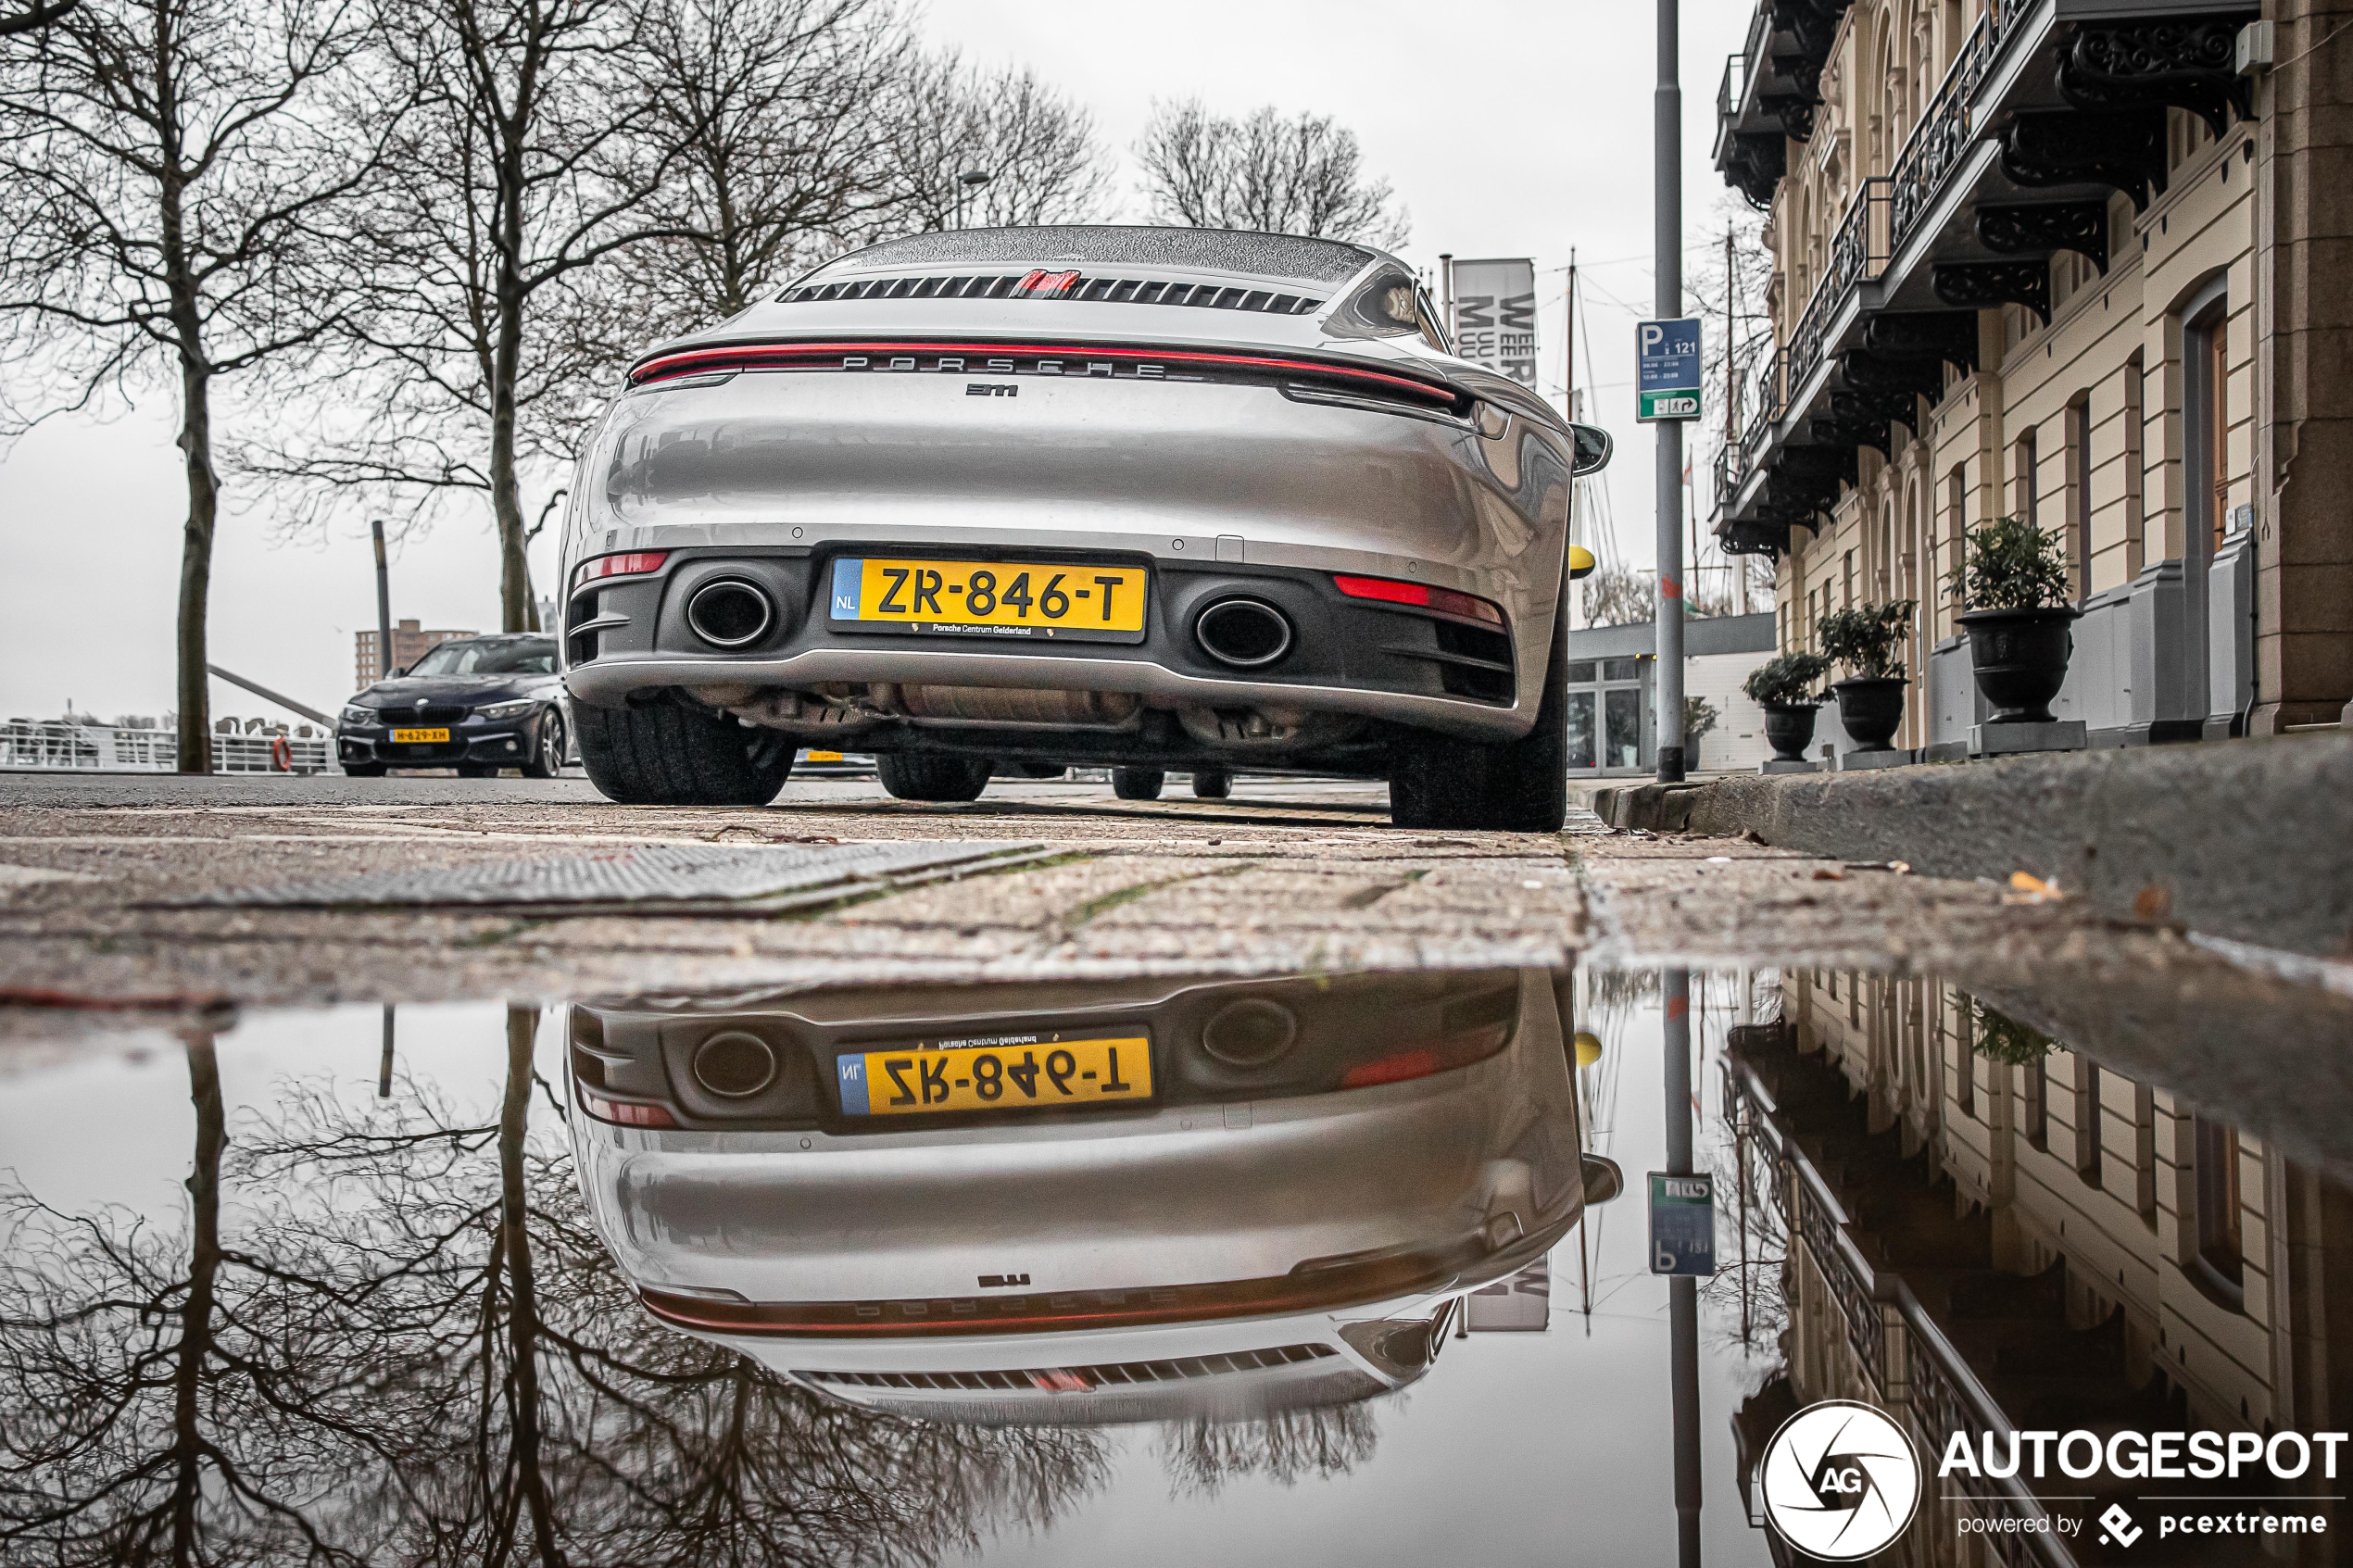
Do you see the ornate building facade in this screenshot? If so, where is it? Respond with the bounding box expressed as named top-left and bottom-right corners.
top-left (1712, 0), bottom-right (2351, 753)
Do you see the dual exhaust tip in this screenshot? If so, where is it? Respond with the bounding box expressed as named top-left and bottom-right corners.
top-left (686, 579), bottom-right (775, 648)
top-left (689, 577), bottom-right (1296, 671)
top-left (1194, 597), bottom-right (1292, 669)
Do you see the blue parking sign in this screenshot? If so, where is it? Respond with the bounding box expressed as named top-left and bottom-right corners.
top-left (1637, 318), bottom-right (1704, 422)
top-left (1648, 1171), bottom-right (1717, 1275)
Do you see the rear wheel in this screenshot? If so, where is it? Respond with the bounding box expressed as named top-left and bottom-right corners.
top-left (1111, 766), bottom-right (1165, 801)
top-left (1389, 590), bottom-right (1569, 833)
top-left (1190, 767), bottom-right (1232, 800)
top-left (576, 701), bottom-right (795, 806)
top-left (876, 753), bottom-right (991, 802)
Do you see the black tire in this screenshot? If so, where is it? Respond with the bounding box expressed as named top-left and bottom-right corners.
top-left (342, 762), bottom-right (386, 778)
top-left (1190, 767), bottom-right (1232, 800)
top-left (575, 701), bottom-right (795, 806)
top-left (1389, 585), bottom-right (1569, 833)
top-left (876, 753), bottom-right (991, 802)
top-left (1111, 766), bottom-right (1164, 801)
top-left (522, 710), bottom-right (569, 779)
top-left (1475, 586), bottom-right (1572, 832)
top-left (456, 762), bottom-right (500, 778)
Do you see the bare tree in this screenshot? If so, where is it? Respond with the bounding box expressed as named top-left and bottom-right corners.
top-left (880, 49), bottom-right (1112, 233)
top-left (0, 0), bottom-right (389, 772)
top-left (1135, 99), bottom-right (1406, 245)
top-left (623, 0), bottom-right (911, 330)
top-left (252, 0), bottom-right (682, 633)
top-left (0, 0), bottom-right (74, 36)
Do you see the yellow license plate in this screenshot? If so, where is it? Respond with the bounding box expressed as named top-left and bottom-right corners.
top-left (837, 1034), bottom-right (1152, 1117)
top-left (828, 557), bottom-right (1148, 641)
top-left (390, 727), bottom-right (449, 743)
top-left (805, 749), bottom-right (844, 762)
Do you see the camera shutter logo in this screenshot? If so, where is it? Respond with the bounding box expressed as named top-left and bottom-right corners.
top-left (1758, 1399), bottom-right (1922, 1561)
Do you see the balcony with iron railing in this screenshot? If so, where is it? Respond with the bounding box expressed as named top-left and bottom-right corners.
top-left (1712, 0), bottom-right (2261, 545)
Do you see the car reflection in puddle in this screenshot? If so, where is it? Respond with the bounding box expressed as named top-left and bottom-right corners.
top-left (563, 969), bottom-right (1619, 1426)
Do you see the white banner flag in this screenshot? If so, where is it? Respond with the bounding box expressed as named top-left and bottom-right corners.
top-left (1449, 257), bottom-right (1539, 390)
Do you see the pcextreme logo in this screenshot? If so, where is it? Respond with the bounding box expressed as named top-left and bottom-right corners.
top-left (1759, 1399), bottom-right (1924, 1561)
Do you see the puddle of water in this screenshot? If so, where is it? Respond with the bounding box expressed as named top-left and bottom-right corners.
top-left (1, 961), bottom-right (2347, 1566)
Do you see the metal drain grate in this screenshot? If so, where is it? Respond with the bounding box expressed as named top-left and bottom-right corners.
top-left (171, 841), bottom-right (1046, 915)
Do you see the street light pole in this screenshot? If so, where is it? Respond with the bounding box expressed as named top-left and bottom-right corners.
top-left (370, 519), bottom-right (394, 684)
top-left (955, 169), bottom-right (990, 230)
top-left (1664, 967), bottom-right (1702, 1566)
top-left (1655, 0), bottom-right (1687, 784)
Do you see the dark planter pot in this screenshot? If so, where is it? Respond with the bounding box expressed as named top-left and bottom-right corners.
top-left (1831, 676), bottom-right (1908, 752)
top-left (1761, 704), bottom-right (1818, 762)
top-left (1959, 606), bottom-right (2080, 724)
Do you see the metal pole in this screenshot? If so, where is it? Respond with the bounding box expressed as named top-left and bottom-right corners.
top-left (1440, 253), bottom-right (1455, 342)
top-left (377, 1004), bottom-right (396, 1098)
top-left (1654, 0), bottom-right (1687, 784)
top-left (371, 519), bottom-right (394, 684)
top-left (1665, 967), bottom-right (1701, 1567)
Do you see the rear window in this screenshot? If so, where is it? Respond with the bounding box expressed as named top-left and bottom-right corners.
top-left (809, 226), bottom-right (1377, 287)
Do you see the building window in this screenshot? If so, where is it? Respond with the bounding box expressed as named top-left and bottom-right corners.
top-left (2016, 429), bottom-right (2039, 532)
top-left (2066, 396), bottom-right (2092, 601)
top-left (2185, 288), bottom-right (2230, 556)
top-left (2194, 1113), bottom-right (2245, 1304)
top-left (2133, 1083), bottom-right (2157, 1225)
top-left (2123, 351), bottom-right (2145, 577)
top-left (2077, 1060), bottom-right (2102, 1187)
top-left (2025, 1054), bottom-right (2048, 1149)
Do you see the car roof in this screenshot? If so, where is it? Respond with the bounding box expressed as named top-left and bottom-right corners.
top-left (805, 225), bottom-right (1380, 289)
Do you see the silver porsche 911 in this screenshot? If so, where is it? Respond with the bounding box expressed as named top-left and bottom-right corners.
top-left (561, 970), bottom-right (1616, 1425)
top-left (559, 226), bottom-right (1609, 830)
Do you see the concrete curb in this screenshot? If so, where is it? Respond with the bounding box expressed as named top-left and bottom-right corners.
top-left (1592, 732), bottom-right (2353, 957)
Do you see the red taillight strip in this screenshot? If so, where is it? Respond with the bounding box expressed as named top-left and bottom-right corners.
top-left (573, 550), bottom-right (669, 592)
top-left (576, 1085), bottom-right (676, 1128)
top-left (627, 340), bottom-right (1466, 410)
top-left (1330, 573), bottom-right (1506, 627)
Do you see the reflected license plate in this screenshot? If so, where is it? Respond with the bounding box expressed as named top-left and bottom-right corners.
top-left (390, 727), bottom-right (450, 743)
top-left (827, 557), bottom-right (1148, 643)
top-left (837, 1033), bottom-right (1153, 1117)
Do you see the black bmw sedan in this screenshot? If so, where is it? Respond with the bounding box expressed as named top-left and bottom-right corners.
top-left (336, 633), bottom-right (573, 778)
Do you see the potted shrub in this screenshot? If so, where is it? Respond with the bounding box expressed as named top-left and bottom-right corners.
top-left (1683, 696), bottom-right (1719, 771)
top-left (1818, 600), bottom-right (1917, 753)
top-left (1954, 515), bottom-right (2077, 724)
top-left (1742, 651), bottom-right (1832, 762)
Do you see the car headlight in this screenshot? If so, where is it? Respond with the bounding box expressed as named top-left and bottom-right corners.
top-left (472, 698), bottom-right (537, 721)
top-left (339, 705), bottom-right (377, 726)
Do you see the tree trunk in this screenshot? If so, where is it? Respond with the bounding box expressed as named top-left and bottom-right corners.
top-left (170, 1033), bottom-right (226, 1565)
top-left (491, 145), bottom-right (530, 634)
top-left (174, 356), bottom-right (218, 774)
top-left (157, 20), bottom-right (213, 775)
top-left (498, 1004), bottom-right (562, 1565)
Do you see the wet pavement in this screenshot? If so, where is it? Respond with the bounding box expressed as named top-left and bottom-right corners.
top-left (2, 773), bottom-right (2349, 1563)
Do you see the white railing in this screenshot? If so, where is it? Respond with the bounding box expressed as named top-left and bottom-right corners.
top-left (0, 721), bottom-right (332, 774)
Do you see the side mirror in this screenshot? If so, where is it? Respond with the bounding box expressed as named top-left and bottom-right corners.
top-left (1581, 1154), bottom-right (1625, 1206)
top-left (1567, 545), bottom-right (1597, 582)
top-left (1570, 422), bottom-right (1613, 476)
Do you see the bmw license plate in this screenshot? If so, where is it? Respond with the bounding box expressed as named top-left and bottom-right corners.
top-left (390, 727), bottom-right (449, 743)
top-left (827, 557), bottom-right (1148, 643)
top-left (837, 1033), bottom-right (1152, 1117)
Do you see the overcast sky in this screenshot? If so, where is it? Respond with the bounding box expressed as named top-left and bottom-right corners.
top-left (0, 0), bottom-right (1750, 723)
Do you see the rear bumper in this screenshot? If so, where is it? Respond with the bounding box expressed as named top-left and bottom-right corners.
top-left (562, 547), bottom-right (1541, 746)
